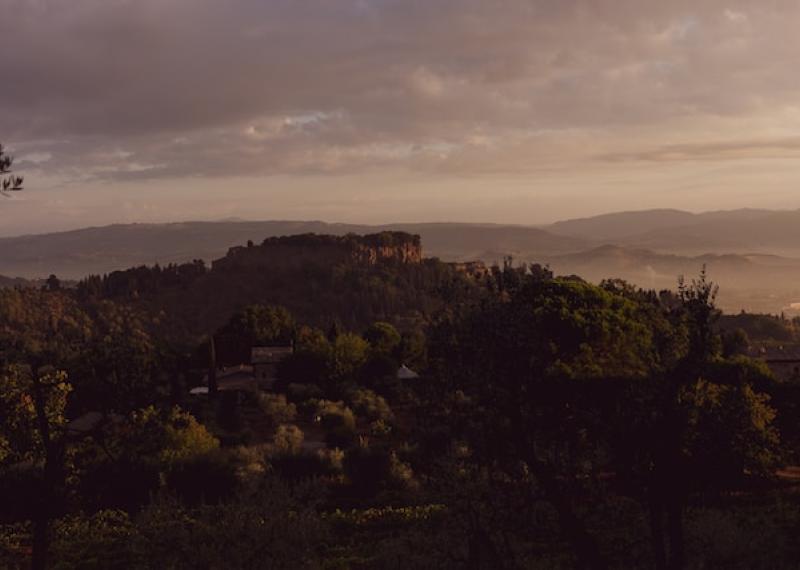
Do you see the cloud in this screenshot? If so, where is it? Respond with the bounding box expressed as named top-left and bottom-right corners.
top-left (724, 9), bottom-right (748, 23)
top-left (598, 137), bottom-right (800, 163)
top-left (2, 0), bottom-right (800, 183)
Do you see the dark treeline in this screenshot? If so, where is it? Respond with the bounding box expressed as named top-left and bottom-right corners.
top-left (78, 260), bottom-right (208, 299)
top-left (74, 232), bottom-right (460, 346)
top-left (1, 238), bottom-right (800, 569)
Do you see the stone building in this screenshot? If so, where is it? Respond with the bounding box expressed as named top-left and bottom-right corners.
top-left (251, 345), bottom-right (294, 389)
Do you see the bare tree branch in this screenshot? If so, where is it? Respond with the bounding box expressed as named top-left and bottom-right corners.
top-left (0, 143), bottom-right (24, 196)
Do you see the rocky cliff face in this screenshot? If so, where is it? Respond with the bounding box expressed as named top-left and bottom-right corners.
top-left (212, 232), bottom-right (423, 272)
top-left (351, 240), bottom-right (423, 265)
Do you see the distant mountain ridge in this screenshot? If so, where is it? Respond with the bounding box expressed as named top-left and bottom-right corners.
top-left (621, 210), bottom-right (800, 255)
top-left (4, 208), bottom-right (800, 315)
top-left (546, 208), bottom-right (796, 254)
top-left (0, 274), bottom-right (39, 289)
top-left (548, 209), bottom-right (701, 241)
top-left (0, 221), bottom-right (587, 279)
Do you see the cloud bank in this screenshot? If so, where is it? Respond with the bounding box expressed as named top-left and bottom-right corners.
top-left (2, 0), bottom-right (800, 231)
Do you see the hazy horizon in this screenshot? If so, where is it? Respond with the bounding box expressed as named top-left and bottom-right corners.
top-left (4, 1), bottom-right (800, 235)
top-left (0, 204), bottom-right (796, 240)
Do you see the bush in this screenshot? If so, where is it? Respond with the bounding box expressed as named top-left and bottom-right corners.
top-left (51, 510), bottom-right (135, 570)
top-left (273, 424), bottom-right (304, 454)
top-left (370, 419), bottom-right (393, 438)
top-left (77, 459), bottom-right (161, 513)
top-left (315, 400), bottom-right (356, 432)
top-left (112, 405), bottom-right (220, 468)
top-left (165, 451), bottom-right (240, 506)
top-left (160, 408), bottom-right (220, 464)
top-left (227, 445), bottom-right (269, 484)
top-left (319, 447), bottom-right (345, 473)
top-left (351, 389), bottom-right (394, 424)
top-left (325, 426), bottom-right (358, 449)
top-left (331, 333), bottom-right (369, 381)
top-left (270, 452), bottom-right (339, 482)
top-left (364, 322), bottom-right (401, 356)
top-left (315, 400), bottom-right (357, 448)
top-left (359, 353), bottom-right (399, 389)
top-left (286, 382), bottom-right (324, 403)
top-left (0, 463), bottom-right (47, 522)
top-left (343, 444), bottom-right (417, 497)
top-left (50, 482), bottom-right (326, 569)
top-left (257, 393), bottom-right (297, 427)
top-left (343, 444), bottom-right (393, 497)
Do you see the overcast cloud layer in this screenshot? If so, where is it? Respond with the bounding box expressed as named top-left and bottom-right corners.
top-left (3, 0), bottom-right (800, 235)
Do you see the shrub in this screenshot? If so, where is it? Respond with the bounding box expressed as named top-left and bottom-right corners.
top-left (286, 383), bottom-right (324, 403)
top-left (364, 322), bottom-right (401, 356)
top-left (319, 447), bottom-right (345, 474)
top-left (77, 459), bottom-right (161, 513)
top-left (273, 424), bottom-right (304, 455)
top-left (51, 510), bottom-right (135, 570)
top-left (228, 445), bottom-right (269, 484)
top-left (370, 419), bottom-right (393, 438)
top-left (50, 482), bottom-right (326, 569)
top-left (257, 393), bottom-right (297, 427)
top-left (315, 400), bottom-right (356, 432)
top-left (111, 406), bottom-right (219, 468)
top-left (270, 452), bottom-right (338, 482)
top-left (331, 333), bottom-right (369, 381)
top-left (159, 408), bottom-right (220, 465)
top-left (343, 444), bottom-right (417, 497)
top-left (325, 426), bottom-right (358, 449)
top-left (315, 400), bottom-right (357, 448)
top-left (343, 444), bottom-right (392, 497)
top-left (165, 451), bottom-right (241, 506)
top-left (0, 463), bottom-right (46, 522)
top-left (359, 353), bottom-right (399, 389)
top-left (351, 389), bottom-right (394, 424)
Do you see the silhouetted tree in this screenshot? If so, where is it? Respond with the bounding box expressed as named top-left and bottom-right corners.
top-left (214, 305), bottom-right (295, 365)
top-left (44, 274), bottom-right (61, 292)
top-left (363, 321), bottom-right (401, 356)
top-left (428, 276), bottom-right (657, 569)
top-left (0, 366), bottom-right (71, 570)
top-left (608, 271), bottom-right (779, 570)
top-left (0, 143), bottom-right (23, 196)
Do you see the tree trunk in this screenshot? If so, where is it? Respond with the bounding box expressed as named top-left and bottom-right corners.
top-left (467, 526), bottom-right (502, 570)
top-left (532, 461), bottom-right (608, 570)
top-left (31, 514), bottom-right (49, 570)
top-left (208, 336), bottom-right (218, 397)
top-left (666, 497), bottom-right (685, 570)
top-left (30, 373), bottom-right (52, 570)
top-left (647, 491), bottom-right (667, 570)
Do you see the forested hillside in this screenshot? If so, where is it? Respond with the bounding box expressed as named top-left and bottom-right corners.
top-left (75, 232), bottom-right (474, 345)
top-left (0, 221), bottom-right (585, 279)
top-left (9, 211), bottom-right (800, 316)
top-left (2, 234), bottom-right (800, 569)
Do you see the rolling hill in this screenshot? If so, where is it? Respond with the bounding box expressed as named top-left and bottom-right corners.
top-left (547, 209), bottom-right (701, 241)
top-left (547, 208), bottom-right (800, 255)
top-left (538, 245), bottom-right (800, 315)
top-left (3, 209), bottom-right (800, 315)
top-left (620, 210), bottom-right (800, 256)
top-left (0, 221), bottom-right (588, 279)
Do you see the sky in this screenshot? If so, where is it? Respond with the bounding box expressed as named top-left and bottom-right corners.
top-left (3, 0), bottom-right (800, 236)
